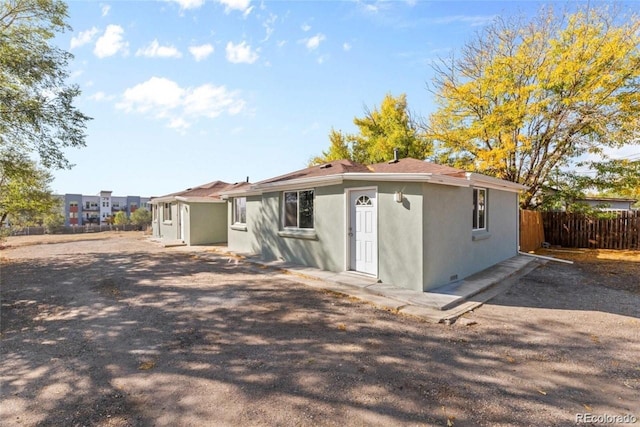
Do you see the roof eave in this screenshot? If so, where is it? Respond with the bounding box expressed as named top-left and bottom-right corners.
top-left (465, 173), bottom-right (527, 192)
top-left (174, 196), bottom-right (225, 203)
top-left (343, 172), bottom-right (470, 187)
top-left (220, 171), bottom-right (525, 196)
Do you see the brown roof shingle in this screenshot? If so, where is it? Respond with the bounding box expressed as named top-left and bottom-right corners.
top-left (256, 158), bottom-right (465, 185)
top-left (158, 180), bottom-right (252, 200)
top-left (368, 158), bottom-right (465, 175)
top-left (257, 159), bottom-right (371, 185)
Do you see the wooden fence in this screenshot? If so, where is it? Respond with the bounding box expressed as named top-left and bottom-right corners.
top-left (519, 210), bottom-right (545, 252)
top-left (542, 210), bottom-right (640, 249)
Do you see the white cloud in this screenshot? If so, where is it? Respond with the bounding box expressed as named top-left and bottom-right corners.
top-left (317, 54), bottom-right (329, 64)
top-left (170, 0), bottom-right (205, 10)
top-left (183, 84), bottom-right (246, 117)
top-left (89, 91), bottom-right (115, 102)
top-left (101, 4), bottom-right (111, 16)
top-left (94, 25), bottom-right (128, 58)
top-left (362, 2), bottom-right (379, 13)
top-left (70, 69), bottom-right (84, 80)
top-left (301, 23), bottom-right (311, 32)
top-left (116, 77), bottom-right (245, 130)
top-left (136, 39), bottom-right (182, 58)
top-left (90, 91), bottom-right (106, 101)
top-left (218, 0), bottom-right (252, 14)
top-left (262, 13), bottom-right (277, 42)
top-left (225, 41), bottom-right (259, 64)
top-left (432, 15), bottom-right (496, 27)
top-left (70, 27), bottom-right (99, 50)
top-left (189, 44), bottom-right (214, 61)
top-left (118, 77), bottom-right (184, 114)
top-left (304, 33), bottom-right (325, 51)
top-left (169, 117), bottom-right (190, 130)
top-left (343, 42), bottom-right (352, 51)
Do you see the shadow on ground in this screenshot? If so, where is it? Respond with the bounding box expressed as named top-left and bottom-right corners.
top-left (1, 247), bottom-right (639, 426)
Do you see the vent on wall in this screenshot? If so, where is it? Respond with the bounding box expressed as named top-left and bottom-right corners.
top-left (450, 274), bottom-right (458, 282)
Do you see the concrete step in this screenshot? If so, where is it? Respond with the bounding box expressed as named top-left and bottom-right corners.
top-left (424, 256), bottom-right (536, 310)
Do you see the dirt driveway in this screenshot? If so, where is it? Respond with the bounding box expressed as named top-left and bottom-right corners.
top-left (1, 233), bottom-right (639, 426)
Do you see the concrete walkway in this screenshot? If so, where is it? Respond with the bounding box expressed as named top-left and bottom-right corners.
top-left (202, 249), bottom-right (543, 324)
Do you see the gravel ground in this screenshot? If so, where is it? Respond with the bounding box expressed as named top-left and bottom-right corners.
top-left (1, 233), bottom-right (639, 426)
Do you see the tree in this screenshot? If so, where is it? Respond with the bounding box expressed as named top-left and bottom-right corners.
top-left (312, 93), bottom-right (432, 165)
top-left (589, 159), bottom-right (640, 202)
top-left (113, 211), bottom-right (129, 226)
top-left (0, 152), bottom-right (59, 227)
top-left (130, 208), bottom-right (152, 229)
top-left (43, 210), bottom-right (64, 233)
top-left (539, 170), bottom-right (598, 213)
top-left (1, 0), bottom-right (90, 170)
top-left (427, 5), bottom-right (640, 209)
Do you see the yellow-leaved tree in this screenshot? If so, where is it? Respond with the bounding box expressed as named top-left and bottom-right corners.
top-left (427, 5), bottom-right (640, 209)
top-left (311, 93), bottom-right (432, 165)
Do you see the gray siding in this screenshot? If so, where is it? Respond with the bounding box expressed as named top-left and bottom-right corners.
top-left (422, 184), bottom-right (519, 291)
top-left (228, 196), bottom-right (262, 255)
top-left (228, 180), bottom-right (519, 292)
top-left (188, 203), bottom-right (227, 245)
top-left (259, 186), bottom-right (344, 271)
top-left (376, 181), bottom-right (424, 292)
top-left (157, 202), bottom-right (179, 240)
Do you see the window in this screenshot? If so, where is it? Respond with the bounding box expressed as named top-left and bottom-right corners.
top-left (69, 202), bottom-right (78, 207)
top-left (233, 197), bottom-right (246, 224)
top-left (69, 212), bottom-right (78, 218)
top-left (355, 195), bottom-right (372, 206)
top-left (163, 203), bottom-right (172, 221)
top-left (85, 201), bottom-right (90, 209)
top-left (283, 190), bottom-right (314, 229)
top-left (473, 188), bottom-right (487, 230)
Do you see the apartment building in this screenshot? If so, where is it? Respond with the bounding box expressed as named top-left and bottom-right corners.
top-left (61, 191), bottom-right (151, 226)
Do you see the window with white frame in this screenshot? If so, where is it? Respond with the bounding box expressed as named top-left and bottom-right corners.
top-left (283, 190), bottom-right (314, 229)
top-left (233, 197), bottom-right (246, 224)
top-left (472, 188), bottom-right (487, 230)
top-left (163, 203), bottom-right (172, 221)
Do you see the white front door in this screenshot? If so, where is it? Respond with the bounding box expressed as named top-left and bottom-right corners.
top-left (349, 189), bottom-right (378, 276)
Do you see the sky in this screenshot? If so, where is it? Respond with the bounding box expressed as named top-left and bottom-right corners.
top-left (51, 0), bottom-right (639, 197)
